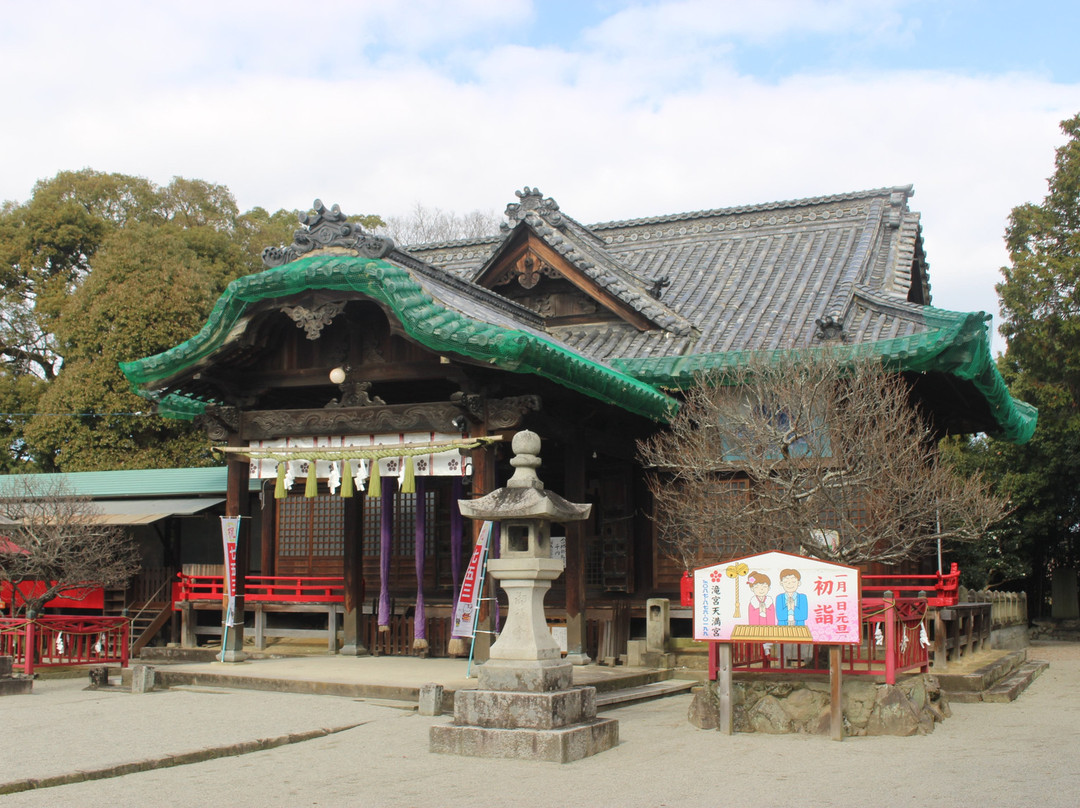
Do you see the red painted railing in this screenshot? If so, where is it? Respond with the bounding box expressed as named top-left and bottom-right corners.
top-left (861, 563), bottom-right (960, 607)
top-left (0, 616), bottom-right (129, 676)
top-left (175, 574), bottom-right (345, 605)
top-left (709, 595), bottom-right (929, 685)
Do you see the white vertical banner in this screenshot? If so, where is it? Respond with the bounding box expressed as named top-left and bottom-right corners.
top-left (451, 521), bottom-right (492, 638)
top-left (220, 516), bottom-right (241, 611)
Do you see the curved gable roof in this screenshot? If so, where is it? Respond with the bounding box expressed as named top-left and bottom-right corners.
top-left (120, 252), bottom-right (679, 423)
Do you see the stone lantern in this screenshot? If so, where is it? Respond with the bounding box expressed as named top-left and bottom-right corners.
top-left (430, 430), bottom-right (619, 762)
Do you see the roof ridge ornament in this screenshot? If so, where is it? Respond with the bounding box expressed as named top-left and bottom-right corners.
top-left (814, 314), bottom-right (846, 342)
top-left (503, 187), bottom-right (564, 230)
top-left (262, 199), bottom-right (395, 267)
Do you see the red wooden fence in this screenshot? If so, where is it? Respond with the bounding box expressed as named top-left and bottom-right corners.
top-left (709, 594), bottom-right (929, 685)
top-left (175, 573), bottom-right (345, 604)
top-left (0, 615), bottom-right (129, 676)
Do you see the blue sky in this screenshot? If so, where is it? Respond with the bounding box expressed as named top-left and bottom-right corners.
top-left (2, 0), bottom-right (1079, 353)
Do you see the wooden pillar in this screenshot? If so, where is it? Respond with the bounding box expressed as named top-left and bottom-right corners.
top-left (341, 495), bottom-right (367, 655)
top-left (564, 439), bottom-right (590, 665)
top-left (220, 443), bottom-right (250, 663)
top-left (470, 426), bottom-right (497, 663)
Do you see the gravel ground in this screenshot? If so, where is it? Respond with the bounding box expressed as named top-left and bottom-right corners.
top-left (1, 641), bottom-right (1076, 808)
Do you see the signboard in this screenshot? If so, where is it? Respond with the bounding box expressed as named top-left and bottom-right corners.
top-left (451, 521), bottom-right (492, 638)
top-left (220, 516), bottom-right (240, 603)
top-left (693, 551), bottom-right (860, 645)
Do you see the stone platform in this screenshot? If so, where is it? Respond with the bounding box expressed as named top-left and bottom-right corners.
top-left (430, 684), bottom-right (619, 762)
top-left (689, 672), bottom-right (951, 736)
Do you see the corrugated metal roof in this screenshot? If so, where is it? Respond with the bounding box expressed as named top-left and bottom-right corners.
top-left (85, 497), bottom-right (225, 524)
top-left (0, 468), bottom-right (258, 498)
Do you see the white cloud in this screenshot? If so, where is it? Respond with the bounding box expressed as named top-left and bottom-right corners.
top-left (2, 1), bottom-right (1078, 354)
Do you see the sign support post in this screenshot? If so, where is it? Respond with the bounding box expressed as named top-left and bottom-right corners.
top-left (717, 643), bottom-right (733, 735)
top-left (830, 645), bottom-right (843, 741)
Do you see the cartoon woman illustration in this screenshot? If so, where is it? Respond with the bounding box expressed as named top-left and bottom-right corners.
top-left (746, 571), bottom-right (775, 625)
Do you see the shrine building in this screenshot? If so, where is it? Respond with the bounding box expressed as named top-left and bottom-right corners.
top-left (120, 185), bottom-right (1035, 660)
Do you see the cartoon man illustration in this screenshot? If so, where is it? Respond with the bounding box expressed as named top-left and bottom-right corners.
top-left (746, 571), bottom-right (775, 625)
top-left (775, 568), bottom-right (808, 627)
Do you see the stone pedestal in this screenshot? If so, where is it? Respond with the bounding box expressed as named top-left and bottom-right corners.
top-left (430, 686), bottom-right (618, 763)
top-left (431, 558), bottom-right (619, 761)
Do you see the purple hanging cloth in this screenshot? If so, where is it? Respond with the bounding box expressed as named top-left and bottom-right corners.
top-left (413, 476), bottom-right (427, 652)
top-left (377, 475), bottom-right (396, 632)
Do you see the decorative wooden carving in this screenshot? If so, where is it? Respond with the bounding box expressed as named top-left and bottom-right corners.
top-left (281, 301), bottom-right (346, 340)
top-left (486, 395), bottom-right (542, 430)
top-left (239, 396), bottom-right (542, 440)
top-left (326, 381), bottom-right (386, 409)
top-left (242, 402), bottom-right (464, 439)
top-left (196, 405), bottom-right (241, 441)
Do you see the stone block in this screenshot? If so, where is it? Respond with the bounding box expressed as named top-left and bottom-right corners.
top-left (131, 664), bottom-right (156, 694)
top-left (477, 658), bottom-right (572, 692)
top-left (430, 717), bottom-right (619, 763)
top-left (0, 655), bottom-right (12, 678)
top-left (453, 686), bottom-right (597, 730)
top-left (0, 677), bottom-right (32, 696)
top-left (626, 640), bottom-right (646, 667)
top-left (87, 666), bottom-right (110, 688)
top-left (418, 683), bottom-right (444, 716)
top-left (646, 598), bottom-right (670, 653)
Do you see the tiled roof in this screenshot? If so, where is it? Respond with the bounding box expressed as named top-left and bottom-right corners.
top-left (123, 186), bottom-right (1035, 442)
top-left (409, 186), bottom-right (930, 358)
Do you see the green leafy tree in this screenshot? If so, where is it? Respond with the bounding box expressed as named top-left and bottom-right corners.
top-left (0, 171), bottom-right (348, 470)
top-left (959, 113), bottom-right (1080, 613)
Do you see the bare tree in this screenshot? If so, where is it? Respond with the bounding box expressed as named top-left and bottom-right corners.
top-left (381, 202), bottom-right (501, 245)
top-left (0, 477), bottom-right (139, 615)
top-left (638, 352), bottom-right (1007, 571)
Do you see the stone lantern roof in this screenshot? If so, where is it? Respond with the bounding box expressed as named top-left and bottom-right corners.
top-left (457, 431), bottom-right (591, 525)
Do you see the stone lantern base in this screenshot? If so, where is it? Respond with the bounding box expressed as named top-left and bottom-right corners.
top-left (429, 682), bottom-right (618, 763)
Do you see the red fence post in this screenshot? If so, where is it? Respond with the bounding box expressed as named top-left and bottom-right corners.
top-left (884, 591), bottom-right (896, 685)
top-left (23, 616), bottom-right (35, 677)
top-left (120, 619), bottom-right (130, 668)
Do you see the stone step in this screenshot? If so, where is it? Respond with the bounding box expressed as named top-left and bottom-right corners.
top-left (936, 649), bottom-right (1027, 694)
top-left (944, 660), bottom-right (1049, 703)
top-left (982, 660), bottom-right (1049, 703)
top-left (596, 678), bottom-right (697, 710)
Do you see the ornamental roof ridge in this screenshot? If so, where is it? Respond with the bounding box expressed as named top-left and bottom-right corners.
top-left (586, 185), bottom-right (915, 231)
top-left (262, 199), bottom-right (396, 267)
top-left (399, 233), bottom-right (503, 251)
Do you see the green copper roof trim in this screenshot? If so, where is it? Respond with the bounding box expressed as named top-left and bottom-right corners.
top-left (120, 254), bottom-right (678, 423)
top-left (612, 307), bottom-right (1036, 444)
